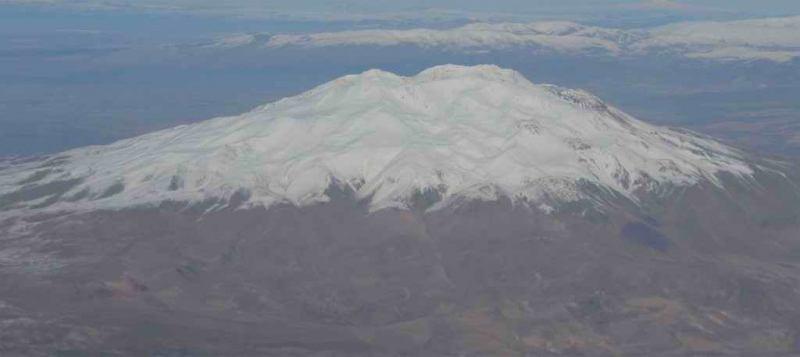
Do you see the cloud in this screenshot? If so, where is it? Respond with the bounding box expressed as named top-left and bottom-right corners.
top-left (220, 16), bottom-right (800, 63)
top-left (0, 1), bottom-right (552, 22)
top-left (0, 0), bottom-right (751, 24)
top-left (626, 0), bottom-right (692, 11)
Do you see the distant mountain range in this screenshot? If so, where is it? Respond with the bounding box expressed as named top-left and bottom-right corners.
top-left (213, 16), bottom-right (800, 63)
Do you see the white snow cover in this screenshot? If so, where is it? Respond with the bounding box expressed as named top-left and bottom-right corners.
top-left (266, 21), bottom-right (633, 54)
top-left (0, 65), bottom-right (753, 213)
top-left (638, 16), bottom-right (800, 50)
top-left (251, 16), bottom-right (800, 63)
top-left (633, 16), bottom-right (800, 62)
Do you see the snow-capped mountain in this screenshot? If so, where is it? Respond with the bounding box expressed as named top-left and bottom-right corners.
top-left (2, 65), bottom-right (800, 357)
top-left (0, 65), bottom-right (754, 214)
top-left (264, 21), bottom-right (636, 54)
top-left (230, 16), bottom-right (800, 63)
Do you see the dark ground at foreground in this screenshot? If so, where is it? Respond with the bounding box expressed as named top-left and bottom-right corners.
top-left (1, 170), bottom-right (800, 356)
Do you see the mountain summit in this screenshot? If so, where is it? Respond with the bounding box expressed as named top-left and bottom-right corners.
top-left (1, 65), bottom-right (753, 213)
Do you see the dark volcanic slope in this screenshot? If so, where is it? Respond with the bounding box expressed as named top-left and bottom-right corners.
top-left (1, 167), bottom-right (800, 356)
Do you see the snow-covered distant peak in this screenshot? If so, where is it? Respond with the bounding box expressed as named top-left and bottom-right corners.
top-left (264, 22), bottom-right (628, 54)
top-left (232, 16), bottom-right (800, 63)
top-left (632, 16), bottom-right (800, 62)
top-left (0, 65), bottom-right (754, 214)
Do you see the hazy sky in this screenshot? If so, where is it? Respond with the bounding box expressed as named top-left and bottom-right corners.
top-left (4, 0), bottom-right (799, 23)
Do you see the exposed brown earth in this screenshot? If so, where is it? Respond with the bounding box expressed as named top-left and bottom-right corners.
top-left (0, 169), bottom-right (799, 355)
